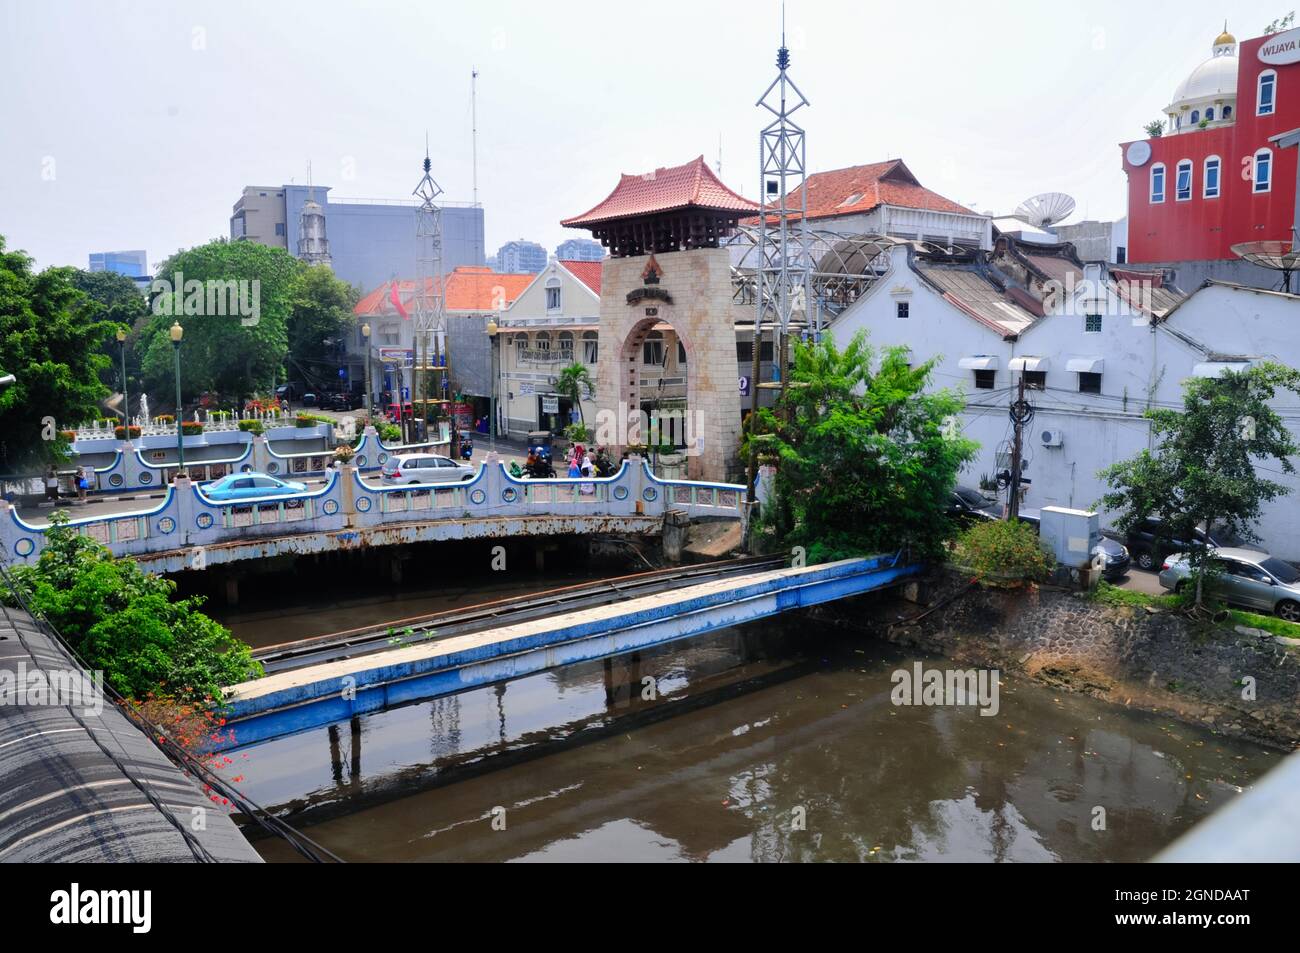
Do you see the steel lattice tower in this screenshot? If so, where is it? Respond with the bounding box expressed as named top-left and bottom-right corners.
top-left (412, 140), bottom-right (446, 421)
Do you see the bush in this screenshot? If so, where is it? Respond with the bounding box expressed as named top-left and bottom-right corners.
top-left (154, 414), bottom-right (175, 425)
top-left (295, 413), bottom-right (330, 428)
top-left (2, 514), bottom-right (261, 701)
top-left (953, 518), bottom-right (1054, 582)
top-left (114, 425), bottom-right (142, 440)
top-left (180, 421), bottom-right (203, 436)
top-left (237, 419), bottom-right (264, 435)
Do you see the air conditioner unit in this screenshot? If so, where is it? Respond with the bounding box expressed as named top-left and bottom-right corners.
top-left (1041, 429), bottom-right (1064, 448)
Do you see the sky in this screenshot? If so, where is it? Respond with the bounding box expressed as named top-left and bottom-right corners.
top-left (0, 0), bottom-right (1289, 276)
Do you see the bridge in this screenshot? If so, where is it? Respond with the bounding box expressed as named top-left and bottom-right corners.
top-left (216, 554), bottom-right (922, 750)
top-left (0, 458), bottom-right (746, 574)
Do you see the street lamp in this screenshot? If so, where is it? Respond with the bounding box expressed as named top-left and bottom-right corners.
top-left (361, 322), bottom-right (372, 419)
top-left (169, 321), bottom-right (185, 478)
top-left (116, 327), bottom-right (129, 436)
top-left (486, 318), bottom-right (498, 453)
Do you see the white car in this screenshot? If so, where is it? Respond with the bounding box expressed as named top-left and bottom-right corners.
top-left (380, 453), bottom-right (476, 485)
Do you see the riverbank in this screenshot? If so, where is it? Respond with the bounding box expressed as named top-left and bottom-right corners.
top-left (842, 572), bottom-right (1300, 750)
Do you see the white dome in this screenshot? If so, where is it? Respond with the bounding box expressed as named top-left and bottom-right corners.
top-left (1166, 32), bottom-right (1238, 113)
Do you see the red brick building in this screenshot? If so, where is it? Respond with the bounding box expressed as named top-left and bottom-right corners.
top-left (1120, 26), bottom-right (1300, 263)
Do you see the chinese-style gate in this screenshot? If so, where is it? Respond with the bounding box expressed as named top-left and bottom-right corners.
top-left (562, 156), bottom-right (758, 481)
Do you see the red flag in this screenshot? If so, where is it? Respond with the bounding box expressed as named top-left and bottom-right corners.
top-left (388, 281), bottom-right (410, 320)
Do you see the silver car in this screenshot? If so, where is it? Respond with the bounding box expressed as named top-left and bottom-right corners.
top-left (1158, 547), bottom-right (1300, 621)
top-left (379, 453), bottom-right (476, 486)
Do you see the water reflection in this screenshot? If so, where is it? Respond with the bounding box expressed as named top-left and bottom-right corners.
top-left (241, 617), bottom-right (1279, 863)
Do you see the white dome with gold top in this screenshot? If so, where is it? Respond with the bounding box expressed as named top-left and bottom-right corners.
top-left (1163, 25), bottom-right (1238, 134)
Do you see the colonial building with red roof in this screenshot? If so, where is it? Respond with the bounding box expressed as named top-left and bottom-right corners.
top-left (746, 159), bottom-right (991, 249)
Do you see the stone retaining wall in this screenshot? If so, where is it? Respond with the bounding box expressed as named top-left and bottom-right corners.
top-left (848, 575), bottom-right (1300, 749)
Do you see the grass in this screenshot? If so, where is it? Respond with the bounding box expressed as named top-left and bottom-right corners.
top-left (1091, 582), bottom-right (1300, 642)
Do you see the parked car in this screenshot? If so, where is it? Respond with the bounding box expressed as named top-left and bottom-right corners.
top-left (201, 472), bottom-right (308, 501)
top-left (947, 485), bottom-right (999, 525)
top-left (275, 381), bottom-right (307, 402)
top-left (999, 507), bottom-right (1132, 581)
top-left (1158, 548), bottom-right (1300, 621)
top-left (324, 391), bottom-right (362, 411)
top-left (1125, 517), bottom-right (1258, 572)
top-left (380, 453), bottom-right (476, 485)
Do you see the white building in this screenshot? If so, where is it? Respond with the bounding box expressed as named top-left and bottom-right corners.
top-left (828, 238), bottom-right (1300, 559)
top-left (496, 259), bottom-right (604, 435)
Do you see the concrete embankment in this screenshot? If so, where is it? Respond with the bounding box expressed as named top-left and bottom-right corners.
top-left (838, 573), bottom-right (1300, 750)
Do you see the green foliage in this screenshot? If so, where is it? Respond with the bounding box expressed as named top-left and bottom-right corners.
top-left (3, 514), bottom-right (261, 701)
top-left (0, 235), bottom-right (114, 470)
top-left (1099, 363), bottom-right (1300, 605)
top-left (287, 264), bottom-right (359, 380)
top-left (138, 238), bottom-right (298, 403)
top-left (67, 268), bottom-right (149, 398)
top-left (1143, 119), bottom-right (1165, 138)
top-left (954, 518), bottom-right (1054, 582)
top-left (1265, 11), bottom-right (1296, 34)
top-left (564, 422), bottom-right (594, 444)
top-left (743, 330), bottom-right (978, 564)
top-left (237, 419), bottom-right (264, 435)
top-left (554, 362), bottom-right (595, 424)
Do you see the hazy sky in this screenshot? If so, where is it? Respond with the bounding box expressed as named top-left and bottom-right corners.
top-left (0, 0), bottom-right (1287, 276)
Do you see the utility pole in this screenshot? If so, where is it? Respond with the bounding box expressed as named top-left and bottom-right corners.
top-left (1007, 375), bottom-right (1034, 521)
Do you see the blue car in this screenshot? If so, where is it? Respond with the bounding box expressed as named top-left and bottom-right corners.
top-left (201, 472), bottom-right (309, 501)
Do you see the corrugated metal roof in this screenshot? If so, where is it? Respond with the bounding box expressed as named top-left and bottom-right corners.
top-left (0, 608), bottom-right (262, 863)
top-left (914, 262), bottom-right (1038, 336)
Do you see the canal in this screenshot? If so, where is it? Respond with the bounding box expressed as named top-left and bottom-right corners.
top-left (218, 599), bottom-right (1282, 863)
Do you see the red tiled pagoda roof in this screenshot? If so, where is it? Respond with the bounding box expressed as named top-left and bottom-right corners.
top-left (562, 156), bottom-right (759, 227)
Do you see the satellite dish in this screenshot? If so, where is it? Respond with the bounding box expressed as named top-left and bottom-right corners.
top-left (1012, 192), bottom-right (1077, 229)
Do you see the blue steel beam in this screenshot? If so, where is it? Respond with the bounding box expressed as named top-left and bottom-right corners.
top-left (218, 556), bottom-right (919, 750)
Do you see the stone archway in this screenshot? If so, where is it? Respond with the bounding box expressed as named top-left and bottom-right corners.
top-left (595, 247), bottom-right (741, 481)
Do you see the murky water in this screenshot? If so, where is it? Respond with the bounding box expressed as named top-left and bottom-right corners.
top-left (230, 612), bottom-right (1281, 863)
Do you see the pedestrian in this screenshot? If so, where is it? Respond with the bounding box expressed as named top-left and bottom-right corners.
top-left (567, 443), bottom-right (582, 479)
top-left (77, 464), bottom-right (93, 503)
top-left (44, 467), bottom-right (59, 503)
top-left (580, 449), bottom-right (593, 478)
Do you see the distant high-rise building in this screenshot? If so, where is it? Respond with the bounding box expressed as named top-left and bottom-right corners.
top-left (495, 239), bottom-right (548, 274)
top-left (88, 250), bottom-right (148, 278)
top-left (230, 182), bottom-right (486, 290)
top-left (554, 238), bottom-right (604, 262)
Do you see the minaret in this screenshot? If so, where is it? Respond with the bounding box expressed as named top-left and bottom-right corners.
top-left (298, 161), bottom-right (332, 266)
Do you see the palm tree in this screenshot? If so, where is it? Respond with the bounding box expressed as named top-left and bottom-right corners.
top-left (555, 361), bottom-right (595, 426)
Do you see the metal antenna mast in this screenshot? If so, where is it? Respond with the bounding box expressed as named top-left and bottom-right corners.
top-left (413, 137), bottom-right (445, 442)
top-left (748, 3), bottom-right (811, 502)
top-left (471, 68), bottom-right (479, 207)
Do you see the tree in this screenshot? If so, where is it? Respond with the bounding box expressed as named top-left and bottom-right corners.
top-left (1099, 363), bottom-right (1300, 606)
top-left (68, 269), bottom-right (150, 408)
top-left (1265, 12), bottom-right (1295, 34)
top-left (286, 264), bottom-right (359, 388)
top-left (743, 330), bottom-right (978, 564)
top-left (3, 513), bottom-right (261, 701)
top-left (1143, 119), bottom-right (1165, 139)
top-left (137, 238), bottom-right (298, 405)
top-left (0, 235), bottom-right (113, 470)
top-left (555, 361), bottom-right (595, 425)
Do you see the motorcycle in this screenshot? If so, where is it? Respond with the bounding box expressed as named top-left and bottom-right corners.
top-left (524, 446), bottom-right (556, 479)
top-left (459, 437), bottom-right (474, 461)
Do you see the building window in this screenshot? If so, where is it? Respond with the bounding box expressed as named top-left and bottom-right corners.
top-left (558, 331), bottom-right (574, 360)
top-left (1223, 104), bottom-right (1233, 119)
top-left (1116, 246), bottom-right (1127, 264)
top-left (582, 331), bottom-right (598, 364)
top-left (1190, 110), bottom-right (1200, 124)
top-left (677, 340), bottom-right (687, 365)
top-left (1259, 70), bottom-right (1277, 116)
top-left (1175, 159), bottom-right (1193, 201)
top-left (1254, 149), bottom-right (1273, 193)
top-left (643, 330), bottom-right (664, 366)
top-left (274, 222), bottom-right (286, 236)
top-left (545, 278), bottom-right (561, 311)
top-left (896, 301), bottom-right (910, 319)
top-left (1084, 312), bottom-right (1102, 333)
top-left (1150, 164), bottom-right (1165, 203)
top-left (535, 331), bottom-right (550, 353)
top-left (1023, 371), bottom-right (1046, 390)
top-left (973, 369), bottom-right (995, 390)
top-left (1205, 107), bottom-right (1215, 121)
top-left (1204, 156), bottom-right (1221, 198)
top-left (1078, 372), bottom-right (1102, 394)
top-left (515, 335), bottom-right (526, 358)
